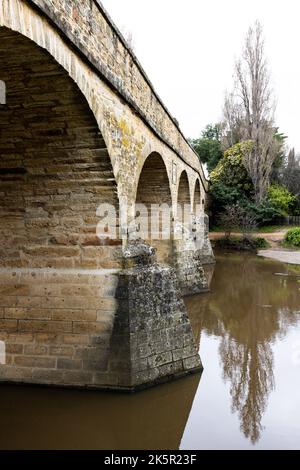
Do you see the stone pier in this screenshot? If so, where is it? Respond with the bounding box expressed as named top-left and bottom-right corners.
top-left (107, 242), bottom-right (202, 390)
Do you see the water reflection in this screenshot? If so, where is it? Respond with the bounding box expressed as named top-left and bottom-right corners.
top-left (186, 253), bottom-right (300, 445)
top-left (0, 373), bottom-right (200, 449)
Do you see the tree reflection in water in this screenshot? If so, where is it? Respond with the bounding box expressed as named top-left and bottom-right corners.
top-left (186, 253), bottom-right (300, 444)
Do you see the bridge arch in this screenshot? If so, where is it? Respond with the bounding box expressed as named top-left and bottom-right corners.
top-left (193, 178), bottom-right (202, 214)
top-left (176, 170), bottom-right (192, 221)
top-left (134, 152), bottom-right (173, 262)
top-left (0, 0), bottom-right (116, 171)
top-left (0, 26), bottom-right (120, 269)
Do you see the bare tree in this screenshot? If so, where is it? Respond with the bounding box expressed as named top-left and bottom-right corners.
top-left (222, 92), bottom-right (244, 149)
top-left (224, 21), bottom-right (279, 203)
top-left (218, 205), bottom-right (241, 238)
top-left (218, 204), bottom-right (257, 239)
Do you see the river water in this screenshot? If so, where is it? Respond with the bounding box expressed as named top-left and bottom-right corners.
top-left (0, 253), bottom-right (299, 449)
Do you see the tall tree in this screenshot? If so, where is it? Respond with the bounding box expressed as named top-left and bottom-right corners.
top-left (224, 21), bottom-right (279, 203)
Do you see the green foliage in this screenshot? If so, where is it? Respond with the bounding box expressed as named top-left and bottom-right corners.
top-left (210, 182), bottom-right (246, 210)
top-left (284, 227), bottom-right (300, 247)
top-left (209, 141), bottom-right (254, 222)
top-left (202, 124), bottom-right (223, 140)
top-left (211, 141), bottom-right (254, 194)
top-left (244, 200), bottom-right (282, 226)
top-left (255, 237), bottom-right (270, 248)
top-left (190, 124), bottom-right (223, 172)
top-left (272, 131), bottom-right (288, 169)
top-left (280, 149), bottom-right (300, 213)
top-left (267, 184), bottom-right (296, 215)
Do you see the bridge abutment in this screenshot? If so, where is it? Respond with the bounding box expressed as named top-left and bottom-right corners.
top-left (104, 241), bottom-right (202, 390)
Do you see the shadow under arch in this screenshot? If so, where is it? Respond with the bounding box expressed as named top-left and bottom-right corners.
top-left (193, 178), bottom-right (202, 215)
top-left (176, 170), bottom-right (193, 241)
top-left (0, 26), bottom-right (121, 269)
top-left (177, 170), bottom-right (191, 218)
top-left (0, 3), bottom-right (117, 174)
top-left (134, 152), bottom-right (173, 264)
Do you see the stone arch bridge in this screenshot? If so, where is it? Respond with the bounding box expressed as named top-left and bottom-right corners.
top-left (0, 0), bottom-right (214, 390)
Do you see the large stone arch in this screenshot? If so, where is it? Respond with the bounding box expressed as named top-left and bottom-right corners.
top-left (134, 152), bottom-right (173, 263)
top-left (0, 0), bottom-right (116, 171)
top-left (0, 26), bottom-right (120, 269)
top-left (176, 170), bottom-right (192, 222)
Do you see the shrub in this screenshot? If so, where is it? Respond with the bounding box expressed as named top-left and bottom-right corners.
top-left (284, 227), bottom-right (300, 247)
top-left (255, 237), bottom-right (269, 249)
top-left (267, 184), bottom-right (296, 215)
top-left (244, 200), bottom-right (282, 226)
top-left (209, 183), bottom-right (248, 225)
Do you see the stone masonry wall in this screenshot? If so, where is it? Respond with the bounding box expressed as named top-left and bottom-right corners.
top-left (0, 268), bottom-right (119, 387)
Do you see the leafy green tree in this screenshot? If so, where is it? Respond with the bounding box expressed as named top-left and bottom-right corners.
top-left (190, 124), bottom-right (223, 172)
top-left (267, 184), bottom-right (296, 215)
top-left (209, 141), bottom-right (254, 221)
top-left (202, 124), bottom-right (222, 140)
top-left (210, 141), bottom-right (254, 195)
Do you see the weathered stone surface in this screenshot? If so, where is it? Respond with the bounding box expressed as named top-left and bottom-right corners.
top-left (106, 242), bottom-right (202, 390)
top-left (0, 268), bottom-right (118, 388)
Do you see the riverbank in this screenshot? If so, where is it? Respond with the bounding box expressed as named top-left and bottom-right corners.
top-left (210, 229), bottom-right (300, 265)
top-left (209, 229), bottom-right (288, 248)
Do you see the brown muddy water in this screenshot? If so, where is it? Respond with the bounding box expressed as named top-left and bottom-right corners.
top-left (0, 253), bottom-right (300, 450)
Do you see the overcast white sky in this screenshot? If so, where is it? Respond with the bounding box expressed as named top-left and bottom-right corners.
top-left (101, 0), bottom-right (300, 152)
